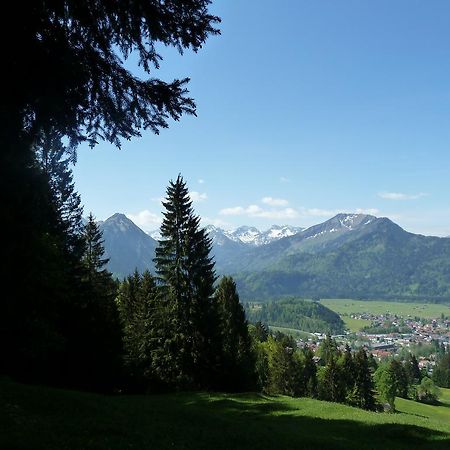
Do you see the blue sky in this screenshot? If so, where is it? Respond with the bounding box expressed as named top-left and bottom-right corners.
top-left (73, 0), bottom-right (450, 236)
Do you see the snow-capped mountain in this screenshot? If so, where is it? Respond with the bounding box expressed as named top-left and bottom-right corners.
top-left (259, 225), bottom-right (304, 245)
top-left (204, 224), bottom-right (304, 247)
top-left (98, 212), bottom-right (450, 302)
top-left (148, 229), bottom-right (162, 241)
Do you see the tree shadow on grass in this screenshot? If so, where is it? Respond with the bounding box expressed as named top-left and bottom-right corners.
top-left (181, 393), bottom-right (450, 450)
top-left (2, 380), bottom-right (449, 450)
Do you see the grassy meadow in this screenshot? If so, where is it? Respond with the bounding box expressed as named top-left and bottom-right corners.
top-left (269, 325), bottom-right (313, 339)
top-left (1, 378), bottom-right (449, 450)
top-left (320, 299), bottom-right (450, 332)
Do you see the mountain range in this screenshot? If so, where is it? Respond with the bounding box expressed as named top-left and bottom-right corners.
top-left (99, 213), bottom-right (450, 302)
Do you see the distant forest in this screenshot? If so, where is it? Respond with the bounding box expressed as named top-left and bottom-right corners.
top-left (245, 298), bottom-right (345, 334)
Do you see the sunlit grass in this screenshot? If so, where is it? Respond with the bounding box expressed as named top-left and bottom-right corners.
top-left (1, 378), bottom-right (449, 450)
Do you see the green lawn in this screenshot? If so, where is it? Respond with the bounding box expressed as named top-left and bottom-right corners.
top-left (320, 299), bottom-right (450, 332)
top-left (269, 325), bottom-right (313, 339)
top-left (341, 316), bottom-right (369, 332)
top-left (1, 378), bottom-right (449, 450)
top-left (397, 387), bottom-right (450, 425)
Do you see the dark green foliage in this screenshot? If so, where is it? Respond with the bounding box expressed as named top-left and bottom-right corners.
top-left (117, 271), bottom-right (159, 391)
top-left (246, 298), bottom-right (344, 334)
top-left (318, 354), bottom-right (346, 403)
top-left (2, 133), bottom-right (123, 390)
top-left (317, 334), bottom-right (340, 366)
top-left (1, 137), bottom-right (76, 381)
top-left (389, 359), bottom-right (410, 399)
top-left (350, 348), bottom-right (376, 410)
top-left (253, 321), bottom-right (270, 342)
top-left (405, 353), bottom-right (421, 385)
top-left (215, 276), bottom-right (254, 391)
top-left (265, 335), bottom-right (302, 396)
top-left (374, 359), bottom-right (410, 411)
top-left (316, 339), bottom-right (375, 409)
top-left (341, 345), bottom-right (356, 396)
top-left (153, 175), bottom-right (217, 389)
top-left (1, 0), bottom-right (219, 388)
top-left (374, 363), bottom-right (398, 410)
top-left (35, 131), bottom-right (84, 256)
top-left (433, 353), bottom-right (450, 388)
top-left (83, 213), bottom-right (110, 284)
top-left (299, 347), bottom-right (318, 397)
top-left (3, 1), bottom-right (220, 150)
top-left (415, 377), bottom-right (440, 404)
top-left (73, 215), bottom-right (123, 391)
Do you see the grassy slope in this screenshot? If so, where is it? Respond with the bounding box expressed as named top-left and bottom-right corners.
top-left (1, 378), bottom-right (449, 450)
top-left (269, 325), bottom-right (313, 339)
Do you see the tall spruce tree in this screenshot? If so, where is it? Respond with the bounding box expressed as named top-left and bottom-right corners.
top-left (2, 132), bottom-right (85, 383)
top-left (117, 270), bottom-right (159, 391)
top-left (83, 213), bottom-right (110, 286)
top-left (153, 175), bottom-right (217, 389)
top-left (215, 276), bottom-right (254, 391)
top-left (35, 132), bottom-right (84, 262)
top-left (351, 348), bottom-right (376, 410)
top-left (68, 214), bottom-right (123, 391)
top-left (1, 1), bottom-right (219, 385)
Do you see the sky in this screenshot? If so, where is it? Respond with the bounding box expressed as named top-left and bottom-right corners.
top-left (73, 0), bottom-right (450, 236)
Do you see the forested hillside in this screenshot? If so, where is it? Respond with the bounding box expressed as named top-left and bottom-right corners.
top-left (245, 298), bottom-right (344, 334)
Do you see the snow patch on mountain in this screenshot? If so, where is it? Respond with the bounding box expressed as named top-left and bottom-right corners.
top-left (204, 224), bottom-right (304, 246)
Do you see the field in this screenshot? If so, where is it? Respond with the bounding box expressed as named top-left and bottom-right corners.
top-left (269, 325), bottom-right (313, 339)
top-left (320, 299), bottom-right (450, 332)
top-left (1, 378), bottom-right (449, 450)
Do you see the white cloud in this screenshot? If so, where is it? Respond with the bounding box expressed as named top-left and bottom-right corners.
top-left (189, 191), bottom-right (208, 202)
top-left (355, 208), bottom-right (380, 215)
top-left (378, 192), bottom-right (427, 201)
top-left (262, 196), bottom-right (289, 207)
top-left (280, 176), bottom-right (291, 183)
top-left (198, 179), bottom-right (205, 184)
top-left (219, 205), bottom-right (261, 216)
top-left (126, 210), bottom-right (161, 231)
top-left (219, 204), bottom-right (298, 219)
top-left (256, 208), bottom-right (299, 219)
top-left (200, 216), bottom-right (232, 228)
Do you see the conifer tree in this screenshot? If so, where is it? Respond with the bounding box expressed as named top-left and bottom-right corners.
top-left (2, 132), bottom-right (85, 383)
top-left (318, 354), bottom-right (345, 403)
top-left (318, 334), bottom-right (340, 365)
top-left (300, 347), bottom-right (318, 397)
top-left (351, 348), bottom-right (376, 410)
top-left (254, 321), bottom-right (270, 342)
top-left (265, 335), bottom-right (301, 396)
top-left (215, 276), bottom-right (254, 391)
top-left (117, 270), bottom-right (159, 390)
top-left (83, 213), bottom-right (110, 286)
top-left (35, 131), bottom-right (84, 255)
top-left (68, 213), bottom-right (123, 391)
top-left (405, 353), bottom-right (421, 385)
top-left (341, 344), bottom-right (355, 396)
top-left (389, 359), bottom-right (409, 399)
top-left (153, 175), bottom-right (217, 389)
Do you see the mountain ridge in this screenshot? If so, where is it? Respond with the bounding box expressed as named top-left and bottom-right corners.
top-left (98, 212), bottom-right (450, 302)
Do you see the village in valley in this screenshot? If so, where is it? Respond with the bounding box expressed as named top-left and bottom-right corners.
top-left (295, 308), bottom-right (450, 375)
